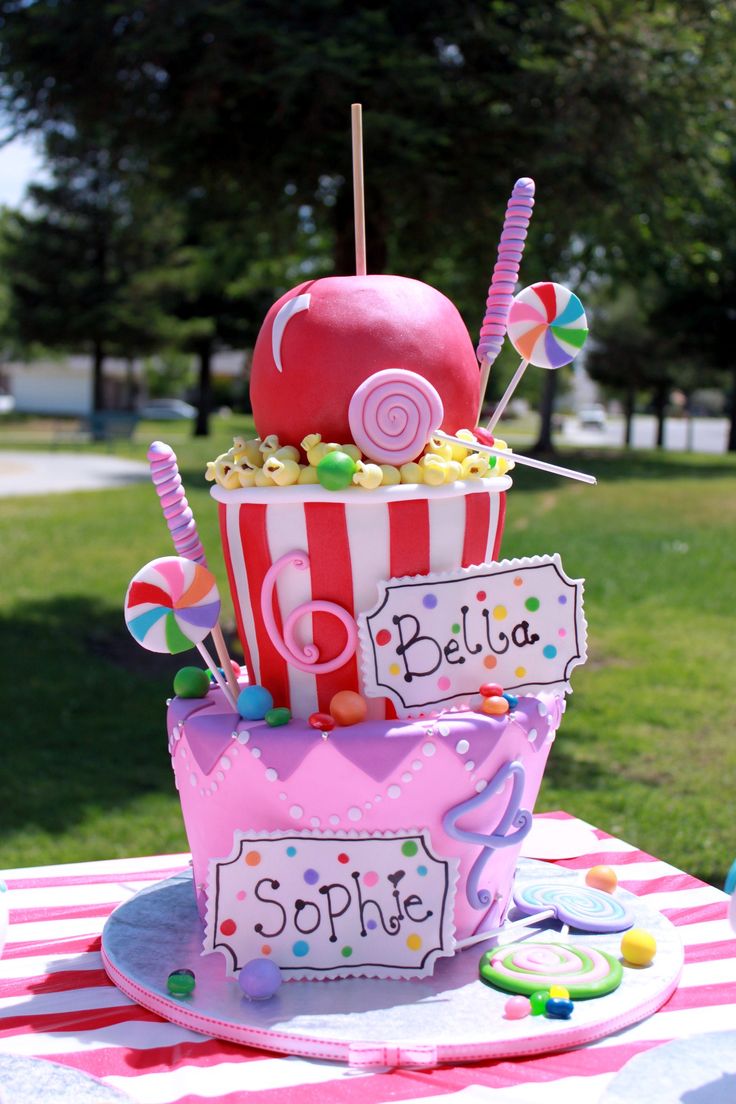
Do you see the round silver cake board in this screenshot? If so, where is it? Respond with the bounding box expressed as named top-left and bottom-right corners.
top-left (101, 859), bottom-right (683, 1068)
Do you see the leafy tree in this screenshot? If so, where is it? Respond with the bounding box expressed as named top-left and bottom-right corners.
top-left (1, 133), bottom-right (185, 411)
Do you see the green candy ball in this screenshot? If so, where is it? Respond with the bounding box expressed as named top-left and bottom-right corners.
top-left (265, 706), bottom-right (292, 727)
top-left (529, 989), bottom-right (551, 1016)
top-left (316, 450), bottom-right (357, 491)
top-left (167, 968), bottom-right (195, 997)
top-left (173, 666), bottom-right (210, 699)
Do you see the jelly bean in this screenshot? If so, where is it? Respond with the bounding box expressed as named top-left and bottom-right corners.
top-left (238, 957), bottom-right (282, 1000)
top-left (173, 667), bottom-right (210, 699)
top-left (504, 995), bottom-right (531, 1020)
top-left (620, 928), bottom-right (656, 966)
top-left (548, 984), bottom-right (570, 999)
top-left (585, 865), bottom-right (618, 893)
top-left (330, 689), bottom-right (368, 726)
top-left (309, 711), bottom-right (336, 733)
top-left (502, 692), bottom-right (519, 709)
top-left (167, 968), bottom-right (195, 997)
top-left (481, 695), bottom-right (510, 716)
top-left (265, 707), bottom-right (291, 727)
top-left (529, 989), bottom-right (550, 1015)
top-left (480, 682), bottom-right (504, 698)
top-left (230, 659), bottom-right (242, 678)
top-left (545, 997), bottom-right (574, 1019)
top-left (317, 450), bottom-right (358, 490)
top-left (237, 684), bottom-right (274, 720)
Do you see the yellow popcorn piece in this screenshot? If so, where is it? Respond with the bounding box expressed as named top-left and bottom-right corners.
top-left (205, 461), bottom-right (217, 483)
top-left (263, 456), bottom-right (301, 486)
top-left (380, 464), bottom-right (401, 486)
top-left (340, 443), bottom-right (362, 463)
top-left (255, 467), bottom-right (275, 486)
top-left (273, 445), bottom-right (300, 464)
top-left (400, 462), bottom-right (424, 484)
top-left (427, 437), bottom-right (453, 462)
top-left (444, 460), bottom-right (463, 483)
top-left (297, 465), bottom-right (319, 484)
top-left (461, 453), bottom-right (490, 479)
top-left (447, 428), bottom-right (478, 462)
top-left (420, 454), bottom-right (447, 486)
top-left (232, 436), bottom-right (264, 468)
top-left (214, 454), bottom-right (241, 490)
top-left (236, 463), bottom-right (257, 488)
top-left (259, 433), bottom-right (281, 459)
top-left (352, 461), bottom-right (383, 490)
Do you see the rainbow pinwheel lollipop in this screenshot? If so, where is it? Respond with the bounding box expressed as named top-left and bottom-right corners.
top-left (486, 281), bottom-right (588, 433)
top-left (507, 282), bottom-right (588, 369)
top-left (125, 556), bottom-right (237, 708)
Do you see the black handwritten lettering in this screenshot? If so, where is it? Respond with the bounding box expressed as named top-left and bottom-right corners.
top-left (253, 878), bottom-right (286, 937)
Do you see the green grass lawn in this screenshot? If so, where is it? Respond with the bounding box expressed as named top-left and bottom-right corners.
top-left (1, 416), bottom-right (734, 887)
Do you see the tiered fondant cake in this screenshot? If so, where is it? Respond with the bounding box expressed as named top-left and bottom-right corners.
top-left (159, 256), bottom-right (588, 982)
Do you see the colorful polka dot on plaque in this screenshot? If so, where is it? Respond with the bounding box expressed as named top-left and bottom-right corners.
top-left (402, 840), bottom-right (418, 857)
top-left (376, 629), bottom-right (392, 646)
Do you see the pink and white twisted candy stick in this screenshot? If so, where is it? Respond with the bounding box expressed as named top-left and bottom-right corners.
top-left (148, 441), bottom-right (207, 564)
top-left (147, 441), bottom-right (239, 699)
top-left (476, 178), bottom-right (535, 419)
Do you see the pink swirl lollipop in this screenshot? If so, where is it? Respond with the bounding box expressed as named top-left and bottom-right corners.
top-left (507, 282), bottom-right (588, 369)
top-left (348, 369), bottom-right (444, 465)
top-left (125, 556), bottom-right (236, 708)
top-left (480, 941), bottom-right (623, 999)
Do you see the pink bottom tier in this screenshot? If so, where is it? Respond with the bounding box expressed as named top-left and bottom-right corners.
top-left (168, 686), bottom-right (563, 977)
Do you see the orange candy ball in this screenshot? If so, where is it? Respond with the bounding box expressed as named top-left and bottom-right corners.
top-left (585, 865), bottom-right (618, 894)
top-left (329, 690), bottom-right (368, 727)
top-left (481, 695), bottom-right (510, 716)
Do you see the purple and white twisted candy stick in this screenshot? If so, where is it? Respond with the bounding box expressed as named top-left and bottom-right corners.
top-left (148, 441), bottom-right (207, 565)
top-left (476, 178), bottom-right (535, 418)
top-left (147, 442), bottom-right (240, 700)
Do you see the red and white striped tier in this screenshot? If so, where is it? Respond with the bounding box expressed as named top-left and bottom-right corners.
top-left (0, 815), bottom-right (732, 1104)
top-left (214, 479), bottom-right (509, 718)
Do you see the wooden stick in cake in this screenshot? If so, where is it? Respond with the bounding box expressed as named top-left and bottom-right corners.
top-left (486, 281), bottom-right (588, 433)
top-left (351, 102), bottom-right (367, 276)
top-left (476, 178), bottom-right (535, 422)
top-left (125, 556), bottom-right (239, 712)
top-left (147, 441), bottom-right (240, 700)
top-left (433, 430), bottom-right (597, 485)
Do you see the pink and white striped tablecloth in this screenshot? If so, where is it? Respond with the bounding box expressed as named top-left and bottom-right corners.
top-left (0, 813), bottom-right (733, 1104)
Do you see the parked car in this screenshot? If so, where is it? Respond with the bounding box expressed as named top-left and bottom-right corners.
top-left (0, 390), bottom-right (15, 414)
top-left (139, 398), bottom-right (197, 421)
top-left (578, 405), bottom-right (607, 429)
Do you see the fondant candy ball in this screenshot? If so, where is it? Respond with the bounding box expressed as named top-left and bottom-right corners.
top-left (265, 707), bottom-right (291, 727)
top-left (173, 666), bottom-right (211, 699)
top-left (481, 695), bottom-right (510, 716)
top-left (329, 690), bottom-right (368, 726)
top-left (480, 682), bottom-right (504, 698)
top-left (585, 865), bottom-right (618, 894)
top-left (237, 684), bottom-right (274, 720)
top-left (309, 711), bottom-right (336, 733)
top-left (549, 984), bottom-right (570, 999)
top-left (504, 995), bottom-right (531, 1020)
top-left (238, 957), bottom-right (282, 1001)
top-left (620, 928), bottom-right (656, 966)
top-left (545, 997), bottom-right (574, 1019)
top-left (316, 450), bottom-right (358, 490)
top-left (167, 968), bottom-right (195, 997)
top-left (529, 989), bottom-right (550, 1015)
top-left (502, 692), bottom-right (519, 710)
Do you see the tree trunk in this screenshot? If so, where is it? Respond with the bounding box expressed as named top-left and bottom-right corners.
top-left (624, 385), bottom-right (636, 447)
top-left (533, 370), bottom-right (558, 452)
top-left (194, 342), bottom-right (212, 438)
top-left (653, 383), bottom-right (668, 448)
top-left (728, 364), bottom-right (736, 452)
top-left (92, 341), bottom-right (105, 413)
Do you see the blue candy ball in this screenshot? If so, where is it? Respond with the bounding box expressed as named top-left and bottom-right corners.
top-left (237, 684), bottom-right (274, 720)
top-left (502, 692), bottom-right (519, 709)
top-left (545, 997), bottom-right (574, 1019)
top-left (238, 957), bottom-right (282, 1001)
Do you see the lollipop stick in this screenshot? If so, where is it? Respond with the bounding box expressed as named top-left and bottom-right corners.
top-left (351, 103), bottom-right (367, 276)
top-left (211, 623), bottom-right (240, 700)
top-left (433, 430), bottom-right (597, 486)
top-left (456, 908), bottom-right (556, 951)
top-left (486, 358), bottom-right (529, 433)
top-left (196, 641), bottom-right (238, 711)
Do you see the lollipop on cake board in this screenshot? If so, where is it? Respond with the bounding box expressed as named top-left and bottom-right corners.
top-left (486, 281), bottom-right (588, 434)
top-left (148, 441), bottom-right (239, 701)
top-left (125, 555), bottom-right (238, 711)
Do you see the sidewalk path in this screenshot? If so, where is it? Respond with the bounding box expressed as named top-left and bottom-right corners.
top-left (0, 450), bottom-right (149, 497)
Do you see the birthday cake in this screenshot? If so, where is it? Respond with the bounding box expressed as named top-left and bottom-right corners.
top-left (132, 175), bottom-right (591, 983)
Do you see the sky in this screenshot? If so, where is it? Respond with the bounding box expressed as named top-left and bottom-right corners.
top-left (0, 134), bottom-right (44, 206)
